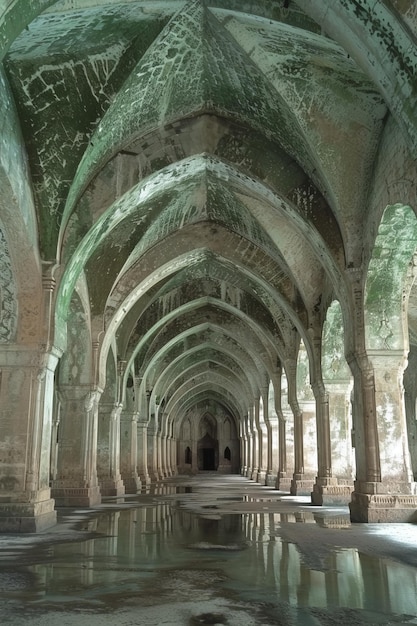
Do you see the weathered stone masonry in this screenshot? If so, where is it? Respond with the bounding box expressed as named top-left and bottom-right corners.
top-left (0, 0), bottom-right (417, 530)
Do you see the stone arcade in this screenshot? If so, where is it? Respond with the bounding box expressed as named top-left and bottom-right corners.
top-left (0, 0), bottom-right (417, 531)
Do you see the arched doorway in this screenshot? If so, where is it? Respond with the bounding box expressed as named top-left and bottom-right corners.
top-left (197, 413), bottom-right (219, 471)
top-left (198, 432), bottom-right (218, 470)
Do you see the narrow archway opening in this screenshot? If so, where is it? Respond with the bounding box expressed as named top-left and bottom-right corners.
top-left (185, 446), bottom-right (192, 465)
top-left (197, 432), bottom-right (218, 470)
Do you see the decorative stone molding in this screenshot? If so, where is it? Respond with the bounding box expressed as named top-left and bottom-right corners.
top-left (350, 491), bottom-right (417, 523)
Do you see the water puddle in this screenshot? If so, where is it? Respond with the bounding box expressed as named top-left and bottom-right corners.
top-left (1, 480), bottom-right (417, 625)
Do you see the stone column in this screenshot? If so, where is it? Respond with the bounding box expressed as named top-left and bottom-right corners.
top-left (287, 360), bottom-right (314, 496)
top-left (276, 416), bottom-right (289, 489)
top-left (156, 427), bottom-right (164, 479)
top-left (311, 380), bottom-right (334, 503)
top-left (324, 379), bottom-right (355, 502)
top-left (312, 378), bottom-right (354, 505)
top-left (147, 425), bottom-right (160, 482)
top-left (160, 412), bottom-right (170, 477)
top-left (256, 391), bottom-right (268, 484)
top-left (120, 409), bottom-right (141, 493)
top-left (273, 368), bottom-right (289, 490)
top-left (244, 416), bottom-right (252, 477)
top-left (348, 355), bottom-right (381, 517)
top-left (169, 434), bottom-right (176, 476)
top-left (266, 417), bottom-right (279, 487)
top-left (240, 419), bottom-right (247, 475)
top-left (263, 386), bottom-right (278, 487)
top-left (350, 351), bottom-right (417, 522)
top-left (249, 405), bottom-right (259, 481)
top-left (52, 386), bottom-right (102, 506)
top-left (137, 419), bottom-right (151, 486)
top-left (50, 392), bottom-right (61, 482)
top-left (97, 403), bottom-right (125, 496)
top-left (120, 373), bottom-right (142, 491)
top-left (170, 422), bottom-right (177, 476)
top-left (0, 348), bottom-right (60, 531)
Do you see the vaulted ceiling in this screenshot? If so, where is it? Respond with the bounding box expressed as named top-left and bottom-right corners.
top-left (2, 0), bottom-right (416, 423)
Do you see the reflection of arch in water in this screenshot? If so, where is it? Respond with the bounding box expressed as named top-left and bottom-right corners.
top-left (198, 414), bottom-right (218, 470)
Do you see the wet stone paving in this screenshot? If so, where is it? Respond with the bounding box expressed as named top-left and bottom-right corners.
top-left (1, 475), bottom-right (417, 625)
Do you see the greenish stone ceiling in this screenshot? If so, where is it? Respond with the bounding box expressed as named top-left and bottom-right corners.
top-left (1, 0), bottom-right (414, 423)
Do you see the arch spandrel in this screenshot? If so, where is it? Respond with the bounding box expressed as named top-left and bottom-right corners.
top-left (365, 204), bottom-right (417, 351)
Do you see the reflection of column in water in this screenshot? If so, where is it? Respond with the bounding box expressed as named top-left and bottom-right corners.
top-left (135, 507), bottom-right (147, 557)
top-left (325, 551), bottom-right (340, 608)
top-left (305, 568), bottom-right (326, 608)
top-left (280, 541), bottom-right (290, 603)
top-left (329, 550), bottom-right (366, 608)
top-left (245, 513), bottom-right (257, 582)
top-left (126, 509), bottom-right (138, 560)
top-left (285, 542), bottom-right (302, 606)
top-left (266, 518), bottom-right (284, 593)
top-left (103, 511), bottom-right (120, 557)
top-left (385, 558), bottom-right (417, 616)
top-left (32, 563), bottom-right (50, 598)
top-left (144, 506), bottom-right (157, 560)
top-left (297, 564), bottom-right (311, 606)
top-left (265, 513), bottom-right (277, 586)
top-left (257, 513), bottom-right (266, 581)
top-left (81, 538), bottom-right (95, 586)
top-left (160, 502), bottom-right (167, 538)
top-left (360, 552), bottom-right (390, 614)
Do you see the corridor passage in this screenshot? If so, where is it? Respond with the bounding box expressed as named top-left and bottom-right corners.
top-left (1, 475), bottom-right (417, 625)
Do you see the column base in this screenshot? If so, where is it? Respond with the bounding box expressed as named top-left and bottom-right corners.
top-left (51, 483), bottom-right (101, 507)
top-left (265, 472), bottom-right (277, 487)
top-left (138, 471), bottom-right (151, 486)
top-left (0, 496), bottom-right (56, 532)
top-left (99, 477), bottom-right (125, 497)
top-left (349, 482), bottom-right (417, 522)
top-left (290, 475), bottom-right (315, 496)
top-left (256, 470), bottom-right (267, 484)
top-left (148, 471), bottom-right (163, 482)
top-left (122, 473), bottom-right (142, 494)
top-left (275, 473), bottom-right (291, 491)
top-left (311, 477), bottom-right (353, 505)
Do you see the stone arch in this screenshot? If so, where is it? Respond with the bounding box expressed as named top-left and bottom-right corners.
top-left (0, 70), bottom-right (42, 344)
top-left (297, 0), bottom-right (417, 152)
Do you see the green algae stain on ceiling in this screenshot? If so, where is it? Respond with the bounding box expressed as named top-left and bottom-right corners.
top-left (4, 5), bottom-right (172, 258)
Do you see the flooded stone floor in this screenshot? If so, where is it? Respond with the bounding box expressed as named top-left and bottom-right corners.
top-left (1, 474), bottom-right (417, 625)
